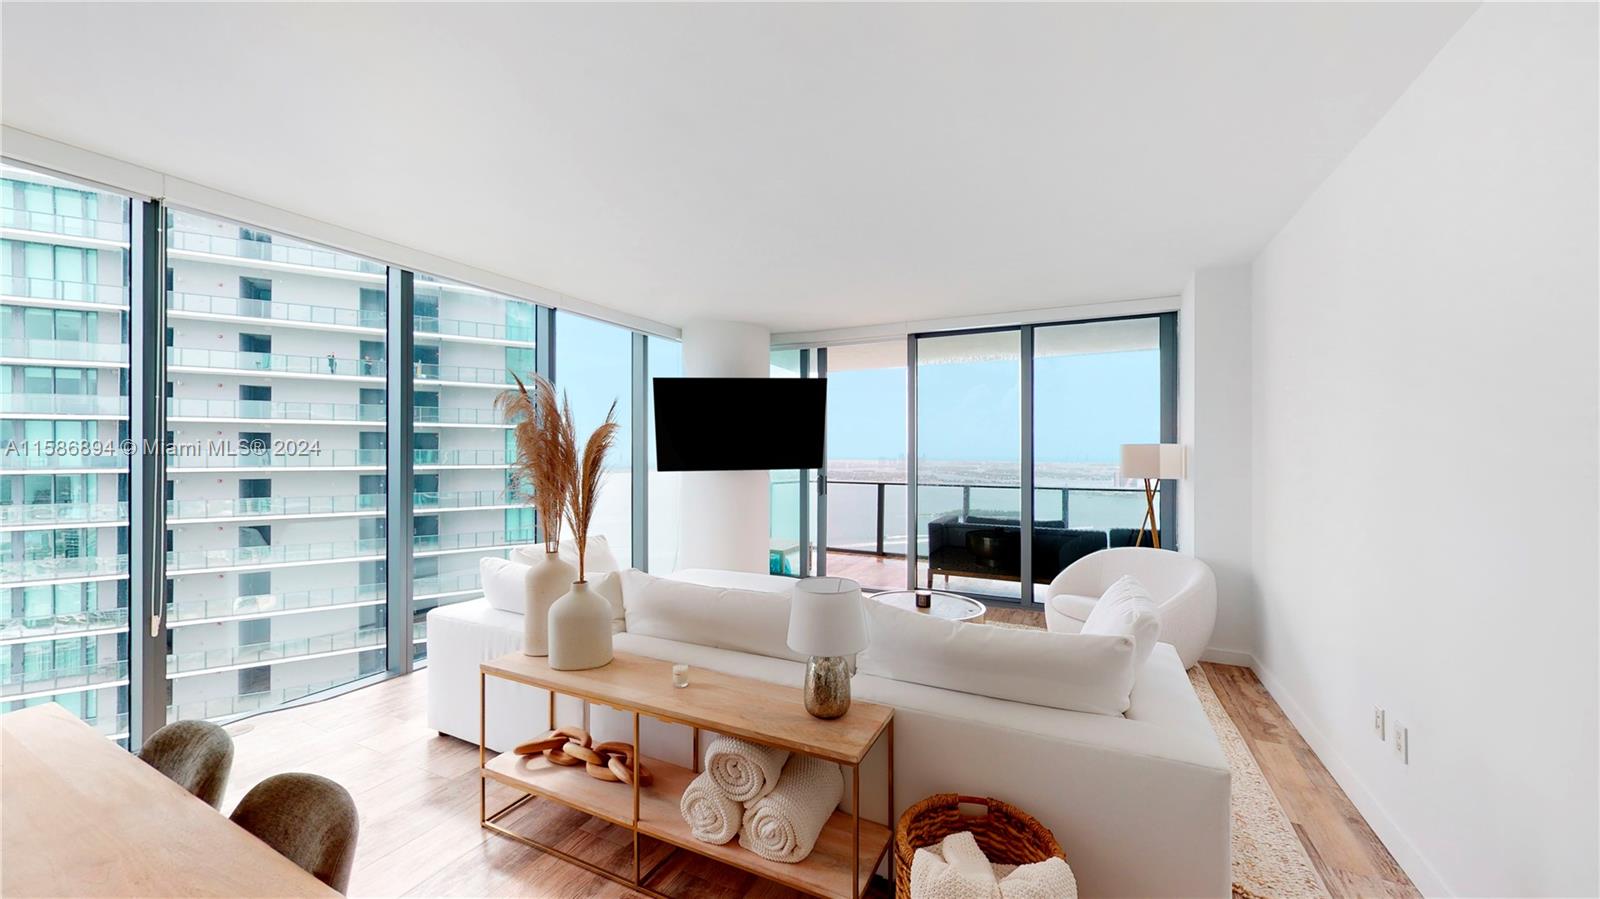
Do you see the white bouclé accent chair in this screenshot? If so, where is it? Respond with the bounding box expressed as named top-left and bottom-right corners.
top-left (1044, 548), bottom-right (1217, 669)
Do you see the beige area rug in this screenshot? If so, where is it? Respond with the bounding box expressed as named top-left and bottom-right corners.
top-left (1189, 665), bottom-right (1331, 899)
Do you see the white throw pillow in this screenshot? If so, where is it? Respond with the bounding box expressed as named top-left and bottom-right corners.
top-left (619, 569), bottom-right (804, 662)
top-left (858, 599), bottom-right (1137, 716)
top-left (590, 569), bottom-right (626, 633)
top-left (480, 557), bottom-right (534, 615)
top-left (1080, 575), bottom-right (1162, 668)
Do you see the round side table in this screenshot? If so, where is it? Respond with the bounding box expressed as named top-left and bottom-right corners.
top-left (870, 589), bottom-right (986, 623)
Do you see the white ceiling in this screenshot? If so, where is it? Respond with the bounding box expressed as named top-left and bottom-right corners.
top-left (1, 2), bottom-right (1475, 333)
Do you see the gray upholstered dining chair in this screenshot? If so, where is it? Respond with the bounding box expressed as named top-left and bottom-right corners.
top-left (136, 719), bottom-right (235, 809)
top-left (230, 773), bottom-right (360, 894)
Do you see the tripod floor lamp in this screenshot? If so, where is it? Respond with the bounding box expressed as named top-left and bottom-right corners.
top-left (1119, 443), bottom-right (1185, 549)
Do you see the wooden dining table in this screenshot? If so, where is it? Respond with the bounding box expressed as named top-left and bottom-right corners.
top-left (1, 703), bottom-right (338, 898)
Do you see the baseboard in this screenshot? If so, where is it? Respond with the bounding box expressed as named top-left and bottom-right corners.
top-left (1246, 655), bottom-right (1455, 898)
top-left (1199, 646), bottom-right (1255, 667)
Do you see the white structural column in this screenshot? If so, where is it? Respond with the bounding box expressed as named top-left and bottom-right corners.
top-left (1178, 265), bottom-right (1255, 659)
top-left (677, 320), bottom-right (772, 572)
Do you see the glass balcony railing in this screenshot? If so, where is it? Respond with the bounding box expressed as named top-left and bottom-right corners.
top-left (166, 348), bottom-right (517, 387)
top-left (167, 493), bottom-right (387, 520)
top-left (167, 229), bottom-right (386, 276)
top-left (165, 529), bottom-right (529, 573)
top-left (2, 207), bottom-right (129, 243)
top-left (167, 291), bottom-right (386, 331)
top-left (0, 452), bottom-right (125, 471)
top-left (413, 489), bottom-right (521, 510)
top-left (0, 275), bottom-right (127, 305)
top-left (413, 406), bottom-right (510, 426)
top-left (167, 624), bottom-right (387, 676)
top-left (0, 501), bottom-right (128, 527)
top-left (166, 397), bottom-right (386, 423)
top-left (413, 314), bottom-right (535, 344)
top-left (0, 658), bottom-right (130, 698)
top-left (413, 449), bottom-right (509, 467)
top-left (166, 584), bottom-right (385, 624)
top-left (0, 394), bottom-right (128, 416)
top-left (162, 448), bottom-right (508, 470)
top-left (0, 607), bottom-right (130, 643)
top-left (167, 679), bottom-right (346, 723)
top-left (415, 569), bottom-right (486, 600)
top-left (1, 338), bottom-right (128, 364)
top-left (1, 554), bottom-right (128, 583)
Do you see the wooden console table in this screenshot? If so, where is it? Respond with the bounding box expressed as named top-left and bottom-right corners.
top-left (479, 651), bottom-right (894, 899)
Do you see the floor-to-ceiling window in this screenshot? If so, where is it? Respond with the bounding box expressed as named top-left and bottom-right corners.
top-left (915, 330), bottom-right (1024, 600)
top-left (645, 335), bottom-right (682, 573)
top-left (164, 209), bottom-right (389, 722)
top-left (1031, 318), bottom-right (1163, 600)
top-left (0, 167), bottom-right (132, 743)
top-left (820, 342), bottom-right (907, 591)
top-left (409, 274), bottom-right (537, 661)
top-left (768, 349), bottom-right (805, 576)
top-left (554, 311), bottom-right (633, 567)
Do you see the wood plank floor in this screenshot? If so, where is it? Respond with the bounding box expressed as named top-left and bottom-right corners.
top-left (221, 631), bottom-right (1416, 898)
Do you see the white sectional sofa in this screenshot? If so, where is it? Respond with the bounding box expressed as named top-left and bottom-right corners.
top-left (427, 567), bottom-right (1230, 898)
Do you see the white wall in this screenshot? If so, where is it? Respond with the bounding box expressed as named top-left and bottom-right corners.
top-left (1249, 4), bottom-right (1598, 896)
top-left (676, 320), bottom-right (772, 572)
top-left (1178, 266), bottom-right (1256, 659)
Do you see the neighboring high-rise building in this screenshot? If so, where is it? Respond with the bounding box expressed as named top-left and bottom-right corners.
top-left (1, 168), bottom-right (561, 738)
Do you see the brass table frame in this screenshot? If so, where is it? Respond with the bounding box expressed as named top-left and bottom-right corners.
top-left (478, 668), bottom-right (894, 899)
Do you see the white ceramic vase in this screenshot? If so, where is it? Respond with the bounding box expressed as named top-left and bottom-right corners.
top-left (521, 549), bottom-right (577, 657)
top-left (547, 580), bottom-right (614, 670)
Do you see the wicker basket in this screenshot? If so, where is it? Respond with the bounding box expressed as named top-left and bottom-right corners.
top-left (894, 793), bottom-right (1066, 896)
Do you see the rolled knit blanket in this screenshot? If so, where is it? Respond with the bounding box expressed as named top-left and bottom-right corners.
top-left (680, 771), bottom-right (741, 844)
top-left (737, 754), bottom-right (842, 863)
top-left (704, 736), bottom-right (790, 803)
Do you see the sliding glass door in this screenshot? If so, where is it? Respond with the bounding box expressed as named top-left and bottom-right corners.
top-left (821, 341), bottom-right (908, 591)
top-left (915, 330), bottom-right (1023, 600)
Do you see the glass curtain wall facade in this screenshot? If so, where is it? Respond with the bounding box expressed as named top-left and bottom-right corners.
top-left (0, 163), bottom-right (679, 747)
top-left (0, 167), bottom-right (133, 743)
top-left (645, 336), bottom-right (682, 574)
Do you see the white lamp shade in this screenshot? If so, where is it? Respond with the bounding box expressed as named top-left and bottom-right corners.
top-left (1120, 443), bottom-right (1185, 480)
top-left (787, 577), bottom-right (868, 657)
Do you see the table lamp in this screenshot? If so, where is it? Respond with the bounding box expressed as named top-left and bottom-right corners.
top-left (787, 577), bottom-right (868, 719)
top-left (1119, 443), bottom-right (1185, 549)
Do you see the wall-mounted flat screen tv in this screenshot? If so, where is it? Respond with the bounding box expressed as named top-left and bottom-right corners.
top-left (653, 377), bottom-right (826, 471)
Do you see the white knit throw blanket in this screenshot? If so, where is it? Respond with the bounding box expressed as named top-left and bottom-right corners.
top-left (737, 754), bottom-right (842, 863)
top-left (910, 832), bottom-right (1078, 899)
top-left (704, 736), bottom-right (790, 803)
top-left (680, 771), bottom-right (741, 845)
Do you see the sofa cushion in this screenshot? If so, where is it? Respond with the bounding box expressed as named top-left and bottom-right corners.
top-left (619, 569), bottom-right (806, 663)
top-left (858, 599), bottom-right (1137, 716)
top-left (480, 557), bottom-right (534, 615)
top-left (1081, 576), bottom-right (1162, 668)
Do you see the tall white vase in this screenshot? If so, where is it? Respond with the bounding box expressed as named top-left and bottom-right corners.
top-left (522, 549), bottom-right (577, 657)
top-left (547, 580), bottom-right (614, 670)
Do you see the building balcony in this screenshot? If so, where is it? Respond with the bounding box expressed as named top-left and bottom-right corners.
top-left (0, 501), bottom-right (128, 529)
top-left (0, 275), bottom-right (127, 307)
top-left (167, 583), bottom-right (386, 626)
top-left (414, 569), bottom-right (484, 602)
top-left (414, 314), bottom-right (535, 345)
top-left (0, 394), bottom-right (128, 418)
top-left (0, 608), bottom-right (129, 645)
top-left (166, 678), bottom-right (347, 724)
top-left (167, 229), bottom-right (385, 277)
top-left (0, 554), bottom-right (128, 584)
top-left (168, 291), bottom-right (385, 332)
top-left (1, 207), bottom-right (128, 244)
top-left (165, 528), bottom-right (530, 574)
top-left (0, 658), bottom-right (129, 701)
top-left (162, 448), bottom-right (509, 471)
top-left (167, 347), bottom-right (513, 388)
top-left (2, 489), bottom-right (519, 531)
top-left (0, 338), bottom-right (128, 366)
top-left (166, 398), bottom-right (511, 427)
top-left (167, 623), bottom-right (387, 678)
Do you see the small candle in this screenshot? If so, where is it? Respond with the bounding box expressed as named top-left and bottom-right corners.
top-left (672, 664), bottom-right (689, 688)
top-left (915, 590), bottom-right (933, 609)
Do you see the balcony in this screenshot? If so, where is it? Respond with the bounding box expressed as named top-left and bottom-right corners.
top-left (413, 406), bottom-right (512, 427)
top-left (797, 479), bottom-right (1154, 595)
top-left (164, 448), bottom-right (508, 471)
top-left (166, 679), bottom-right (348, 724)
top-left (0, 338), bottom-right (127, 365)
top-left (167, 347), bottom-right (513, 388)
top-left (167, 583), bottom-right (386, 625)
top-left (167, 229), bottom-right (386, 277)
top-left (0, 607), bottom-right (129, 645)
top-left (167, 493), bottom-right (386, 522)
top-left (0, 394), bottom-right (128, 417)
top-left (0, 275), bottom-right (126, 306)
top-left (0, 501), bottom-right (128, 528)
top-left (0, 553), bottom-right (128, 584)
top-left (0, 658), bottom-right (129, 701)
top-left (167, 623), bottom-right (387, 677)
top-left (166, 528), bottom-right (529, 574)
top-left (414, 569), bottom-right (485, 601)
top-left (168, 291), bottom-right (385, 331)
top-left (1, 207), bottom-right (128, 244)
top-left (414, 314), bottom-right (535, 345)
top-left (167, 397), bottom-right (386, 424)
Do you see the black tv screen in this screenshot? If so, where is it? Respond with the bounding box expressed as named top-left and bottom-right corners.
top-left (653, 377), bottom-right (826, 471)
